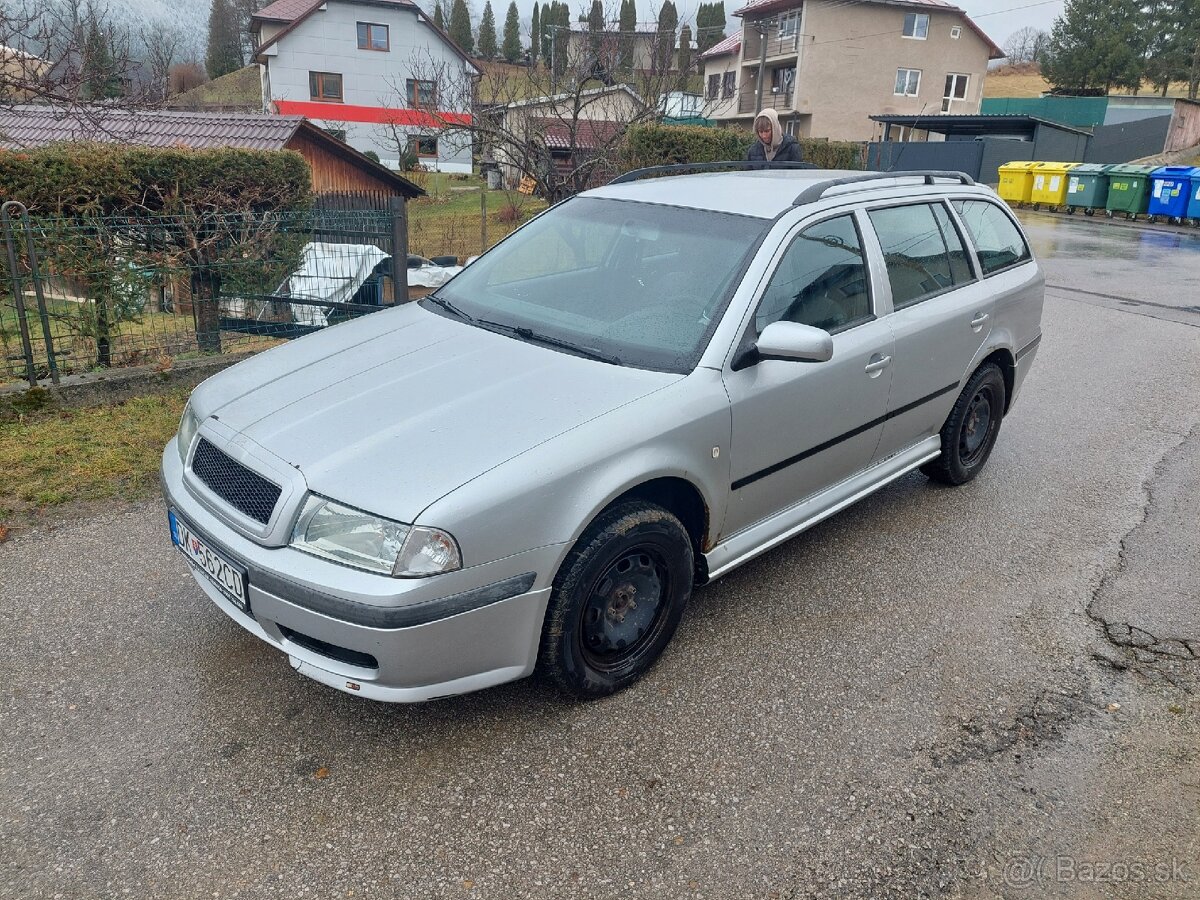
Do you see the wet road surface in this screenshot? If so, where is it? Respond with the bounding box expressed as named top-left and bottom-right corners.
top-left (2, 211), bottom-right (1199, 899)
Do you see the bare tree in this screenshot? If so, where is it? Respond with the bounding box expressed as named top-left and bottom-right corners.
top-left (0, 0), bottom-right (142, 106)
top-left (384, 15), bottom-right (709, 201)
top-left (1003, 26), bottom-right (1050, 65)
top-left (140, 21), bottom-right (184, 102)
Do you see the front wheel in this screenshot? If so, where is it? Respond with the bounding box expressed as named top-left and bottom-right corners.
top-left (538, 502), bottom-right (694, 699)
top-left (921, 364), bottom-right (1007, 486)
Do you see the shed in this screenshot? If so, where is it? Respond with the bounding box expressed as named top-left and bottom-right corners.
top-left (867, 114), bottom-right (1092, 183)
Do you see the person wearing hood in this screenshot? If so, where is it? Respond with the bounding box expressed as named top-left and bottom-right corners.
top-left (746, 109), bottom-right (804, 166)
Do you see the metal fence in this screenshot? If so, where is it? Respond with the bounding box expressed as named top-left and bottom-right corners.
top-left (0, 190), bottom-right (530, 386)
top-left (0, 204), bottom-right (400, 386)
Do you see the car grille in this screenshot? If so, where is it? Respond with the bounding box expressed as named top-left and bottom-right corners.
top-left (191, 438), bottom-right (282, 525)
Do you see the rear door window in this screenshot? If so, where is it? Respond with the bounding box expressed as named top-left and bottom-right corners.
top-left (952, 199), bottom-right (1031, 276)
top-left (867, 202), bottom-right (971, 309)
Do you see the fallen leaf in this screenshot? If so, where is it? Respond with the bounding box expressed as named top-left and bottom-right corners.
top-left (314, 766), bottom-right (330, 779)
top-left (672, 836), bottom-right (684, 846)
top-left (462, 879), bottom-right (475, 890)
top-left (1106, 703), bottom-right (1121, 712)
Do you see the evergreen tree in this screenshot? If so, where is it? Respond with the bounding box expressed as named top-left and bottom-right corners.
top-left (540, 2), bottom-right (553, 65)
top-left (502, 1), bottom-right (522, 62)
top-left (696, 2), bottom-right (726, 53)
top-left (433, 0), bottom-right (445, 30)
top-left (588, 0), bottom-right (605, 53)
top-left (677, 22), bottom-right (692, 80)
top-left (479, 1), bottom-right (498, 59)
top-left (205, 0), bottom-right (243, 80)
top-left (618, 0), bottom-right (637, 70)
top-left (655, 0), bottom-right (678, 73)
top-left (530, 2), bottom-right (540, 64)
top-left (449, 0), bottom-right (475, 54)
top-left (1042, 0), bottom-right (1144, 93)
top-left (82, 13), bottom-right (121, 99)
top-left (554, 2), bottom-right (570, 78)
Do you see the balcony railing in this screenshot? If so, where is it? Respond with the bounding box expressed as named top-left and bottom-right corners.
top-left (739, 89), bottom-right (793, 115)
top-left (741, 30), bottom-right (801, 62)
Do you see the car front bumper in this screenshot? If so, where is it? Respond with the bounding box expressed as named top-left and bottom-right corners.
top-left (161, 442), bottom-right (560, 702)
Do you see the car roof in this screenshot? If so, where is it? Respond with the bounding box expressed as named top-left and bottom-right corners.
top-left (584, 168), bottom-right (991, 220)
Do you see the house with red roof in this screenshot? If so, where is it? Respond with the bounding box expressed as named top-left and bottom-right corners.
top-left (700, 0), bottom-right (1004, 142)
top-left (251, 0), bottom-right (480, 172)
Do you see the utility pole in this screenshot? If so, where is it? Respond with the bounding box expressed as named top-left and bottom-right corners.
top-left (755, 19), bottom-right (769, 114)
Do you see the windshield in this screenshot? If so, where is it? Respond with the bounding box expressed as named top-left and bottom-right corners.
top-left (428, 197), bottom-right (770, 373)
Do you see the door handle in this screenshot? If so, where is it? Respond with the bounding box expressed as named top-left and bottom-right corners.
top-left (864, 355), bottom-right (892, 375)
top-left (971, 312), bottom-right (990, 330)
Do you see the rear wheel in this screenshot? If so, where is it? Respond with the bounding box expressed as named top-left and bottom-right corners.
top-left (538, 502), bottom-right (693, 700)
top-left (921, 364), bottom-right (1007, 486)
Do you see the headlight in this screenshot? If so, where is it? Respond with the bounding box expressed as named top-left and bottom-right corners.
top-left (177, 403), bottom-right (199, 465)
top-left (290, 495), bottom-right (462, 578)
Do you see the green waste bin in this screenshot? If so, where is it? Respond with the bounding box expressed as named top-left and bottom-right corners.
top-left (1064, 163), bottom-right (1113, 216)
top-left (1104, 164), bottom-right (1155, 220)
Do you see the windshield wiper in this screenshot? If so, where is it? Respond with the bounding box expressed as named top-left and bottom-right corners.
top-left (427, 296), bottom-right (620, 365)
top-left (425, 296), bottom-right (476, 324)
top-left (492, 322), bottom-right (622, 365)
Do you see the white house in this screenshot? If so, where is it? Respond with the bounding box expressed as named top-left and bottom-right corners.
top-left (252, 0), bottom-right (481, 172)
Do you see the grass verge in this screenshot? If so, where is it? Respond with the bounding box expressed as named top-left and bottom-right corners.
top-left (0, 390), bottom-right (187, 533)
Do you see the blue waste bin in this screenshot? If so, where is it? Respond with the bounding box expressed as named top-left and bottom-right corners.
top-left (1147, 166), bottom-right (1198, 223)
top-left (1187, 178), bottom-right (1200, 226)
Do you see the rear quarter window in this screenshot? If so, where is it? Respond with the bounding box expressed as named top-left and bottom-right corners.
top-left (953, 199), bottom-right (1031, 276)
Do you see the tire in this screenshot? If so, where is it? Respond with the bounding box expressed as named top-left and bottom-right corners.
top-left (1105, 210), bottom-right (1114, 219)
top-left (538, 502), bottom-right (694, 700)
top-left (921, 364), bottom-right (1007, 486)
top-left (1084, 207), bottom-right (1095, 217)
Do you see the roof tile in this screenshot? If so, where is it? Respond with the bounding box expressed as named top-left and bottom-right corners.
top-left (0, 106), bottom-right (303, 151)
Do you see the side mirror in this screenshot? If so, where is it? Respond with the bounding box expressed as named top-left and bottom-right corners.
top-left (755, 321), bottom-right (834, 363)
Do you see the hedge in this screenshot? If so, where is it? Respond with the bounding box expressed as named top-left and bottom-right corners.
top-left (0, 144), bottom-right (313, 217)
top-left (0, 145), bottom-right (314, 361)
top-left (622, 123), bottom-right (864, 172)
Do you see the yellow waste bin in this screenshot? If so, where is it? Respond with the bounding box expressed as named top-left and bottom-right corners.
top-left (997, 161), bottom-right (1040, 205)
top-left (1029, 162), bottom-right (1080, 209)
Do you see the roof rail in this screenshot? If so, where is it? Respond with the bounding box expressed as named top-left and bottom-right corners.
top-left (792, 171), bottom-right (975, 206)
top-left (608, 160), bottom-right (818, 185)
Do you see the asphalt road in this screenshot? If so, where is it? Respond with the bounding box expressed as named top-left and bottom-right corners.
top-left (3, 211), bottom-right (1199, 900)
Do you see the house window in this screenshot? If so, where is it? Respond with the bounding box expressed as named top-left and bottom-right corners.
top-left (895, 68), bottom-right (921, 97)
top-left (356, 22), bottom-right (389, 51)
top-left (950, 26), bottom-right (962, 39)
top-left (902, 13), bottom-right (929, 39)
top-left (779, 11), bottom-right (799, 37)
top-left (771, 67), bottom-right (795, 97)
top-left (721, 71), bottom-right (736, 99)
top-left (408, 136), bottom-right (438, 157)
top-left (309, 71), bottom-right (343, 102)
top-left (707, 73), bottom-right (721, 99)
top-left (406, 78), bottom-right (436, 107)
top-left (942, 73), bottom-right (969, 111)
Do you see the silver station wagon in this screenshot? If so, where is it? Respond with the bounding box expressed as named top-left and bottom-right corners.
top-left (161, 167), bottom-right (1044, 702)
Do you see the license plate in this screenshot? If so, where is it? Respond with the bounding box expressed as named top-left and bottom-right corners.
top-left (169, 510), bottom-right (250, 613)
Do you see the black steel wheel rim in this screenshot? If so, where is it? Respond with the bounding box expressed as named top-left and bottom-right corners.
top-left (580, 546), bottom-right (671, 671)
top-left (959, 385), bottom-right (994, 465)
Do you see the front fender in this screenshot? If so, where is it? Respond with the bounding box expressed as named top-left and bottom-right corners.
top-left (418, 370), bottom-right (732, 581)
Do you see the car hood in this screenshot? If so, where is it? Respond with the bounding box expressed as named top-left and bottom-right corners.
top-left (197, 304), bottom-right (680, 520)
